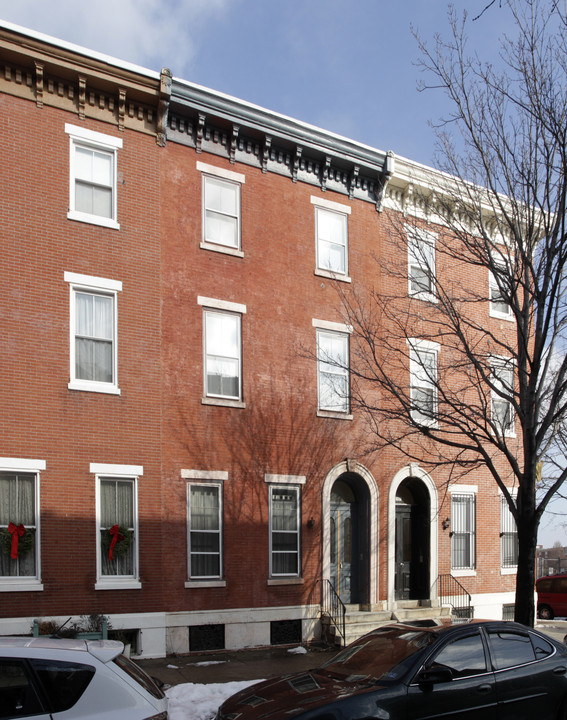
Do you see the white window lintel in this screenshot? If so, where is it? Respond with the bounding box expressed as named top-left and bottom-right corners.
top-left (198, 296), bottom-right (247, 314)
top-left (182, 470), bottom-right (229, 481)
top-left (313, 318), bottom-right (352, 334)
top-left (264, 474), bottom-right (306, 485)
top-left (64, 272), bottom-right (122, 293)
top-left (311, 196), bottom-right (351, 214)
top-left (65, 123), bottom-right (123, 149)
top-left (449, 484), bottom-right (478, 494)
top-left (197, 161), bottom-right (245, 184)
top-left (90, 463), bottom-right (143, 477)
top-left (0, 458), bottom-right (46, 472)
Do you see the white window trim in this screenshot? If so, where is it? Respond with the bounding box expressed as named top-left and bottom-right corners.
top-left (491, 356), bottom-right (516, 438)
top-left (197, 296), bottom-right (246, 314)
top-left (264, 474), bottom-right (306, 485)
top-left (268, 483), bottom-right (301, 579)
top-left (312, 197), bottom-right (351, 282)
top-left (65, 272), bottom-right (122, 395)
top-left (500, 489), bottom-right (518, 573)
top-left (407, 226), bottom-right (437, 302)
top-left (0, 458), bottom-right (45, 592)
top-left (449, 486), bottom-right (477, 575)
top-left (94, 465), bottom-right (142, 590)
top-left (489, 269), bottom-right (514, 321)
top-left (408, 339), bottom-right (439, 427)
top-left (65, 123), bottom-right (122, 230)
top-left (186, 479), bottom-right (224, 584)
top-left (316, 328), bottom-right (351, 417)
top-left (198, 161), bottom-right (245, 257)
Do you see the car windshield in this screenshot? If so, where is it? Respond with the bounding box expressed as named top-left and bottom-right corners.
top-left (319, 627), bottom-right (437, 684)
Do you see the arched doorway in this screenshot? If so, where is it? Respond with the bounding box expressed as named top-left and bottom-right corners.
top-left (395, 478), bottom-right (431, 601)
top-left (329, 474), bottom-right (371, 604)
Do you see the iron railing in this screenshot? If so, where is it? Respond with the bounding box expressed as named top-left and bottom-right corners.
top-left (321, 579), bottom-right (346, 645)
top-left (438, 574), bottom-right (472, 620)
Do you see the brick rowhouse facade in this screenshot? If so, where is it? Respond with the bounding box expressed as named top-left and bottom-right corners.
top-left (0, 21), bottom-right (517, 657)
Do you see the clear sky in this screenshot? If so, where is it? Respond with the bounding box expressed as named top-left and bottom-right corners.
top-left (1, 0), bottom-right (564, 548)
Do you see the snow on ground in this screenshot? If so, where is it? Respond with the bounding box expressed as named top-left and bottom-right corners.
top-left (166, 679), bottom-right (261, 720)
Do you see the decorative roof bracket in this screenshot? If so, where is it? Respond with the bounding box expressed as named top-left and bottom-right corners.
top-left (156, 68), bottom-right (172, 147)
top-left (375, 151), bottom-right (395, 212)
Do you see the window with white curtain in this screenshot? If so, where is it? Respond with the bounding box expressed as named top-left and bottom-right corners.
top-left (65, 124), bottom-right (122, 229)
top-left (188, 484), bottom-right (222, 579)
top-left (204, 310), bottom-right (242, 400)
top-left (317, 330), bottom-right (349, 413)
top-left (65, 272), bottom-right (121, 395)
top-left (98, 477), bottom-right (136, 579)
top-left (270, 486), bottom-right (300, 577)
top-left (408, 227), bottom-right (436, 299)
top-left (451, 493), bottom-right (476, 571)
top-left (0, 472), bottom-right (38, 579)
top-left (501, 495), bottom-right (518, 568)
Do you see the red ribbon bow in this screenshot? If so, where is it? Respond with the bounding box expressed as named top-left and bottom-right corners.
top-left (108, 524), bottom-right (124, 561)
top-left (8, 523), bottom-right (25, 559)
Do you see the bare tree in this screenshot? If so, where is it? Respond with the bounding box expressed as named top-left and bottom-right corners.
top-left (341, 0), bottom-right (567, 626)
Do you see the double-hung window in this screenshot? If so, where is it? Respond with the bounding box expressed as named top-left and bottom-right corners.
top-left (312, 197), bottom-right (351, 280)
top-left (65, 124), bottom-right (122, 229)
top-left (198, 162), bottom-right (244, 255)
top-left (489, 251), bottom-right (513, 320)
top-left (408, 227), bottom-right (436, 300)
top-left (267, 478), bottom-right (303, 578)
top-left (65, 272), bottom-right (121, 395)
top-left (451, 490), bottom-right (476, 572)
top-left (409, 340), bottom-right (439, 426)
top-left (0, 458), bottom-right (45, 590)
top-left (188, 483), bottom-right (222, 579)
top-left (501, 495), bottom-right (518, 569)
top-left (491, 357), bottom-right (515, 436)
top-left (94, 464), bottom-right (141, 589)
top-left (199, 297), bottom-right (246, 405)
top-left (315, 322), bottom-right (350, 414)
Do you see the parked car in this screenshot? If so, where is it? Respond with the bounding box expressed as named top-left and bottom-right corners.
top-left (537, 573), bottom-right (567, 619)
top-left (216, 621), bottom-right (567, 720)
top-left (0, 636), bottom-right (167, 719)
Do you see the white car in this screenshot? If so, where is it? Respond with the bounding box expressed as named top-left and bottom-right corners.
top-left (0, 636), bottom-right (168, 719)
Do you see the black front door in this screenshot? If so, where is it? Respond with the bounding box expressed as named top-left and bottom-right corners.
top-left (395, 480), bottom-right (430, 601)
top-left (330, 480), bottom-right (358, 604)
top-left (395, 504), bottom-right (412, 600)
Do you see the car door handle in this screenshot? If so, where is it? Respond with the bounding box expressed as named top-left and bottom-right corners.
top-left (476, 684), bottom-right (493, 694)
top-left (553, 666), bottom-right (567, 675)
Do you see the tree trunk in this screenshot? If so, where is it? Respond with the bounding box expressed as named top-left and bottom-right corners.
top-left (514, 512), bottom-right (538, 627)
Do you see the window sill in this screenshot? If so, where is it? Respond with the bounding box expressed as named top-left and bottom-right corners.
top-left (409, 291), bottom-right (437, 304)
top-left (314, 268), bottom-right (351, 283)
top-left (451, 570), bottom-right (476, 578)
top-left (67, 210), bottom-right (120, 230)
top-left (185, 580), bottom-right (226, 588)
top-left (202, 397), bottom-right (246, 409)
top-left (317, 410), bottom-right (353, 420)
top-left (501, 567), bottom-right (517, 575)
top-left (95, 579), bottom-right (142, 590)
top-left (0, 580), bottom-right (43, 592)
top-left (490, 310), bottom-right (514, 322)
top-left (68, 381), bottom-right (121, 395)
top-left (267, 577), bottom-right (304, 586)
top-left (200, 242), bottom-right (244, 258)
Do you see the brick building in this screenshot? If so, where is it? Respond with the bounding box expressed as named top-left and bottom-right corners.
top-left (0, 21), bottom-right (517, 657)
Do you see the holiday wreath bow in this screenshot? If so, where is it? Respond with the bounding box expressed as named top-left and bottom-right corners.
top-left (8, 522), bottom-right (25, 559)
top-left (108, 524), bottom-right (124, 561)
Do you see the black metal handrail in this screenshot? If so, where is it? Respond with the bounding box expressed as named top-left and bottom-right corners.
top-left (321, 579), bottom-right (346, 645)
top-left (438, 574), bottom-right (472, 620)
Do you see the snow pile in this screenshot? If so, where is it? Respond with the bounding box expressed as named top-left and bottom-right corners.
top-left (166, 679), bottom-right (261, 720)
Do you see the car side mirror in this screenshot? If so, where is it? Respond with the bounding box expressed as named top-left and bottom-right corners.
top-left (417, 666), bottom-right (453, 686)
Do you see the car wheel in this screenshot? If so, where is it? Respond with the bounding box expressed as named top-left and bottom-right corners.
top-left (538, 605), bottom-right (554, 620)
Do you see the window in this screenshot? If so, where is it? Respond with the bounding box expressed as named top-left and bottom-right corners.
top-left (65, 124), bottom-right (122, 229)
top-left (451, 492), bottom-right (476, 571)
top-left (188, 483), bottom-right (222, 579)
top-left (490, 271), bottom-right (512, 319)
top-left (501, 495), bottom-right (518, 569)
top-left (198, 162), bottom-right (245, 255)
top-left (0, 463), bottom-right (43, 586)
top-left (491, 358), bottom-right (514, 436)
top-left (94, 464), bottom-right (141, 589)
top-left (428, 633), bottom-right (487, 677)
top-left (65, 272), bottom-right (122, 395)
top-left (312, 197), bottom-right (351, 279)
top-left (270, 485), bottom-right (300, 577)
top-left (317, 329), bottom-right (350, 413)
top-left (408, 227), bottom-right (436, 299)
top-left (409, 341), bottom-right (439, 425)
top-left (199, 297), bottom-right (246, 404)
top-left (487, 630), bottom-right (535, 669)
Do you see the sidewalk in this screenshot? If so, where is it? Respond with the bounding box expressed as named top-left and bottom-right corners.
top-left (137, 644), bottom-right (339, 688)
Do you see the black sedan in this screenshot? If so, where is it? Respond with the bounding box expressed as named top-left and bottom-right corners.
top-left (216, 621), bottom-right (567, 720)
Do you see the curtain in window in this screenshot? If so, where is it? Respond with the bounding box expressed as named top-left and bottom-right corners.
top-left (76, 292), bottom-right (113, 383)
top-left (189, 485), bottom-right (221, 577)
top-left (451, 494), bottom-right (475, 570)
top-left (0, 473), bottom-right (36, 577)
top-left (100, 479), bottom-right (134, 576)
top-left (205, 311), bottom-right (240, 398)
top-left (271, 487), bottom-right (299, 575)
top-left (204, 177), bottom-right (239, 248)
